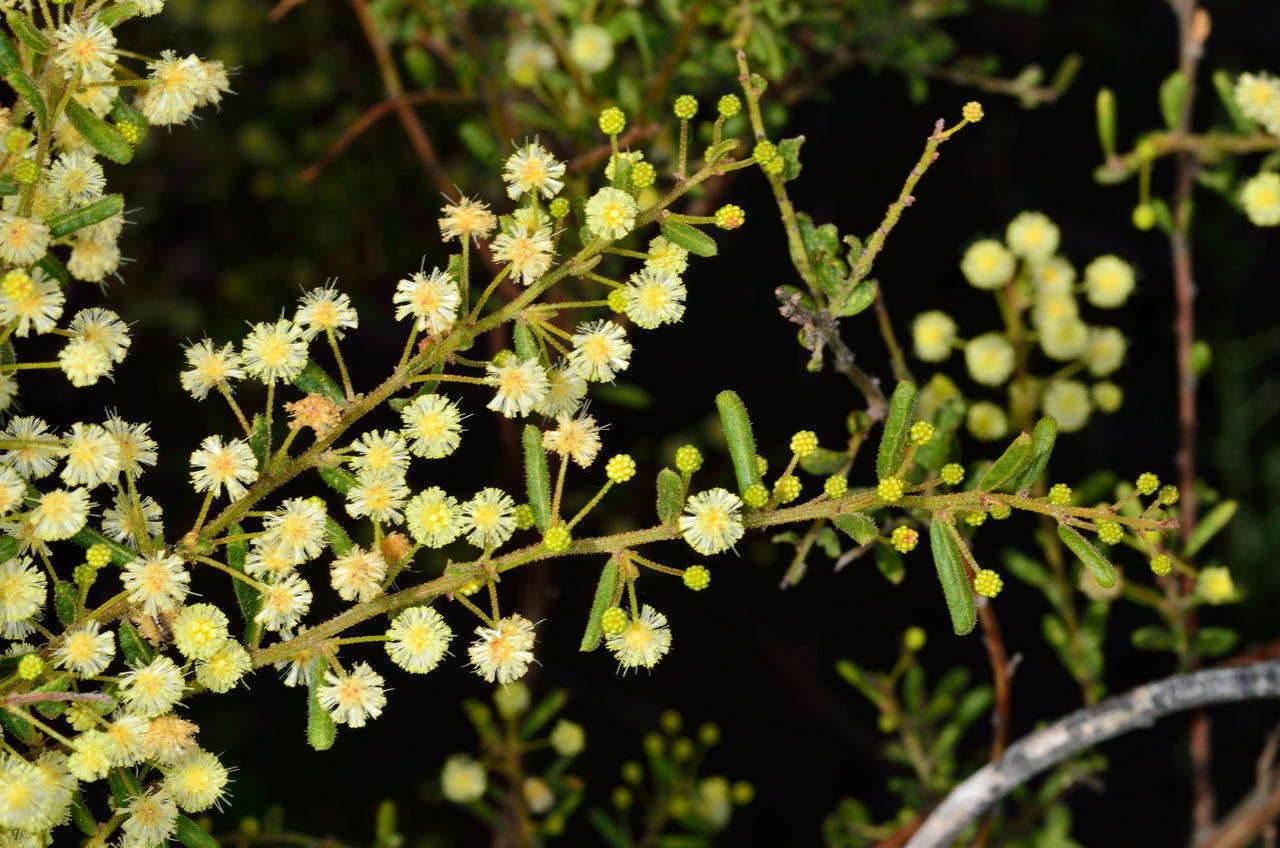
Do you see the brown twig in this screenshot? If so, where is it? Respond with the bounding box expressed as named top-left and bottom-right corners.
top-left (349, 0), bottom-right (457, 200)
top-left (776, 288), bottom-right (887, 420)
top-left (266, 0), bottom-right (310, 22)
top-left (567, 123), bottom-right (660, 174)
top-left (1164, 1), bottom-right (1214, 838)
top-left (642, 0), bottom-right (711, 108)
top-left (973, 600), bottom-right (1013, 848)
top-left (299, 91), bottom-right (473, 184)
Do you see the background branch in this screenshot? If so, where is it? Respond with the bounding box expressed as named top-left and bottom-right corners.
top-left (905, 662), bottom-right (1280, 848)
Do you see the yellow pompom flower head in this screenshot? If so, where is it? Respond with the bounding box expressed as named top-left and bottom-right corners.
top-left (824, 475), bottom-right (848, 498)
top-left (714, 204), bottom-right (745, 230)
top-left (974, 569), bottom-right (1003, 598)
top-left (962, 101), bottom-right (985, 122)
top-left (543, 525), bottom-right (572, 552)
top-left (673, 94), bottom-right (698, 120)
top-left (890, 526), bottom-right (919, 553)
top-left (598, 106), bottom-right (626, 136)
top-left (606, 454), bottom-right (636, 483)
top-left (675, 445), bottom-right (703, 474)
top-left (600, 606), bottom-right (628, 635)
top-left (877, 477), bottom-right (905, 504)
top-left (683, 565), bottom-right (711, 591)
top-left (789, 430), bottom-right (818, 457)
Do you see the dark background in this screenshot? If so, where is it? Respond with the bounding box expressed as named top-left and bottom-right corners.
top-left (41, 0), bottom-right (1280, 844)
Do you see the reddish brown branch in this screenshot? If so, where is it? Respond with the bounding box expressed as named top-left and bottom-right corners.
top-left (299, 91), bottom-right (473, 184)
top-left (349, 0), bottom-right (457, 200)
top-left (567, 123), bottom-right (660, 174)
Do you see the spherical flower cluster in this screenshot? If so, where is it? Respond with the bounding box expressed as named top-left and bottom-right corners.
top-left (678, 489), bottom-right (745, 555)
top-left (1241, 172), bottom-right (1280, 227)
top-left (790, 430), bottom-right (819, 457)
top-left (964, 333), bottom-right (1015, 386)
top-left (1234, 72), bottom-right (1280, 135)
top-left (599, 107), bottom-right (626, 135)
top-left (877, 477), bottom-right (905, 504)
top-left (890, 525), bottom-right (919, 553)
top-left (675, 445), bottom-right (703, 474)
top-left (606, 454), bottom-right (637, 483)
top-left (961, 240), bottom-right (1014, 289)
top-left (824, 475), bottom-right (848, 498)
top-left (469, 615), bottom-right (537, 684)
top-left (1096, 520), bottom-right (1124, 545)
top-left (600, 606), bottom-right (628, 635)
top-left (1048, 483), bottom-right (1073, 505)
top-left (973, 569), bottom-right (1004, 598)
top-left (683, 565), bottom-right (711, 591)
top-left (606, 604), bottom-right (673, 671)
top-left (1197, 566), bottom-right (1238, 605)
top-left (714, 204), bottom-right (745, 230)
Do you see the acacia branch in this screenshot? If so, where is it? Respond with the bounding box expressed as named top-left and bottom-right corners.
top-left (905, 662), bottom-right (1280, 848)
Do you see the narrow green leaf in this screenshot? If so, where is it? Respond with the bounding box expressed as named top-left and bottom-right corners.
top-left (1195, 627), bottom-right (1238, 657)
top-left (174, 815), bottom-right (220, 848)
top-left (832, 512), bottom-right (878, 545)
top-left (874, 545), bottom-right (905, 584)
top-left (97, 2), bottom-right (140, 27)
top-left (117, 621), bottom-right (153, 666)
top-left (519, 689), bottom-right (567, 738)
top-left (65, 99), bottom-right (133, 164)
top-left (830, 280), bottom-right (878, 318)
top-left (0, 707), bottom-right (36, 743)
top-left (513, 321), bottom-right (539, 362)
top-left (1183, 499), bottom-right (1237, 558)
top-left (777, 136), bottom-right (804, 181)
top-left (929, 520), bottom-right (975, 635)
top-left (1095, 88), bottom-right (1116, 160)
top-left (0, 33), bottom-right (18, 73)
top-left (325, 518), bottom-right (353, 556)
top-left (1012, 416), bottom-right (1058, 491)
top-left (53, 580), bottom-right (78, 625)
top-left (306, 655), bottom-right (337, 750)
top-left (656, 467), bottom-right (684, 524)
top-left (714, 390), bottom-right (760, 494)
top-left (976, 432), bottom-right (1034, 492)
top-left (0, 175), bottom-right (17, 195)
top-left (5, 69), bottom-right (47, 129)
top-left (292, 359), bottom-right (345, 403)
top-left (660, 220), bottom-right (717, 257)
top-left (46, 194), bottom-right (124, 238)
top-left (523, 424), bottom-right (552, 531)
top-left (579, 557), bottom-right (619, 652)
top-left (69, 792), bottom-right (96, 835)
top-left (226, 523), bottom-right (261, 643)
top-left (248, 414), bottom-right (269, 468)
top-left (1159, 71), bottom-right (1189, 130)
top-left (5, 11), bottom-right (49, 52)
top-left (1057, 523), bottom-right (1116, 588)
top-left (589, 808), bottom-right (632, 848)
top-left (1131, 626), bottom-right (1174, 652)
top-left (1213, 70), bottom-right (1256, 133)
top-left (318, 465), bottom-right (358, 495)
top-left (107, 767), bottom-right (143, 805)
top-left (37, 253), bottom-right (71, 285)
top-left (875, 381), bottom-right (917, 479)
top-left (799, 446), bottom-right (847, 476)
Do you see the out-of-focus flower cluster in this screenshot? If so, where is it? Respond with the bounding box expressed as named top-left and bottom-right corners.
top-left (910, 211), bottom-right (1136, 439)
